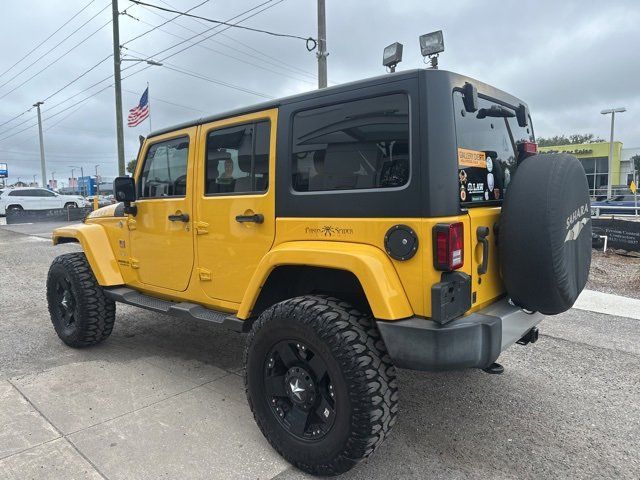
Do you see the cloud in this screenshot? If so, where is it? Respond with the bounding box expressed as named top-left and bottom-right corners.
top-left (0, 0), bottom-right (638, 183)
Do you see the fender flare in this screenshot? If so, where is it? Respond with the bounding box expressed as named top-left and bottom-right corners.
top-left (237, 241), bottom-right (413, 320)
top-left (52, 224), bottom-right (123, 286)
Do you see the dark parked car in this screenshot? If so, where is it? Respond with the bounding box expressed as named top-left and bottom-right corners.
top-left (592, 195), bottom-right (640, 215)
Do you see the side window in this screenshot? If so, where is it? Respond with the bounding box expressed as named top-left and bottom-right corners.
top-left (139, 136), bottom-right (189, 198)
top-left (37, 189), bottom-right (56, 197)
top-left (9, 190), bottom-right (26, 197)
top-left (291, 94), bottom-right (410, 192)
top-left (205, 120), bottom-right (270, 195)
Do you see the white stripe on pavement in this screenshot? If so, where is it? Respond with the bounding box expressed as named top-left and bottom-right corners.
top-left (573, 289), bottom-right (640, 320)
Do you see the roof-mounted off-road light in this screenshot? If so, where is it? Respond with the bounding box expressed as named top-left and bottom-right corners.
top-left (419, 30), bottom-right (444, 69)
top-left (383, 42), bottom-right (403, 73)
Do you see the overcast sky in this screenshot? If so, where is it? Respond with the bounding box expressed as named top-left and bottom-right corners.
top-left (0, 0), bottom-right (638, 184)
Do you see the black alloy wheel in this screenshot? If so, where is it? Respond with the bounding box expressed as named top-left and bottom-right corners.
top-left (265, 340), bottom-right (336, 440)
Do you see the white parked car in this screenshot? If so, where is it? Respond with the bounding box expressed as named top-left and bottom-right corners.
top-left (0, 188), bottom-right (88, 215)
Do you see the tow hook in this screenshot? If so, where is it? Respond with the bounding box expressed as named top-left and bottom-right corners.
top-left (516, 327), bottom-right (539, 346)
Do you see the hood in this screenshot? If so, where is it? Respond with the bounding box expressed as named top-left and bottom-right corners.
top-left (85, 202), bottom-right (124, 219)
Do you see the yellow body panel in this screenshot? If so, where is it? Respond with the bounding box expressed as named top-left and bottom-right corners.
top-left (194, 109), bottom-right (278, 303)
top-left (52, 223), bottom-right (123, 286)
top-left (129, 128), bottom-right (198, 292)
top-left (237, 240), bottom-right (413, 320)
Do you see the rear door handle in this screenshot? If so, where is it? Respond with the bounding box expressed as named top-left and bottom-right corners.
top-left (477, 226), bottom-right (490, 275)
top-left (235, 213), bottom-right (264, 224)
top-left (168, 213), bottom-right (190, 222)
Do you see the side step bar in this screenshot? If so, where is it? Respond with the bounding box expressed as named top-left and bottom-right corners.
top-left (104, 287), bottom-right (248, 332)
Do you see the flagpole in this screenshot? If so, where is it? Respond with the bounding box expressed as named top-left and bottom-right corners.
top-left (147, 82), bottom-right (152, 133)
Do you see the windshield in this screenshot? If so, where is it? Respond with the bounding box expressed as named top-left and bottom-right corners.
top-left (453, 91), bottom-right (534, 205)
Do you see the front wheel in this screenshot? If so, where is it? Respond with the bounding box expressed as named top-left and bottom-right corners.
top-left (245, 296), bottom-right (398, 476)
top-left (64, 202), bottom-right (78, 210)
top-left (46, 252), bottom-right (116, 347)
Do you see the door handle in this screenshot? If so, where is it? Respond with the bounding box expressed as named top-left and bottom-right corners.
top-left (477, 226), bottom-right (490, 275)
top-left (235, 213), bottom-right (264, 224)
top-left (168, 213), bottom-right (190, 222)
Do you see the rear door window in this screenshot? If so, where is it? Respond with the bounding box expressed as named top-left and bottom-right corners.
top-left (291, 94), bottom-right (410, 192)
top-left (453, 91), bottom-right (534, 205)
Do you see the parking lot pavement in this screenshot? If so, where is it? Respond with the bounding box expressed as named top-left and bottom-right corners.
top-left (1, 226), bottom-right (639, 479)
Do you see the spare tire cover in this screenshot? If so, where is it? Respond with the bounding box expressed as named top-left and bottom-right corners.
top-left (499, 153), bottom-right (591, 314)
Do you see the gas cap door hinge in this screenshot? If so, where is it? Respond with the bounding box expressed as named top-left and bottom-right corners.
top-left (195, 221), bottom-right (209, 235)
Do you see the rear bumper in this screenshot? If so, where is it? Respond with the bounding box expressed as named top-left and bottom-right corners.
top-left (376, 298), bottom-right (543, 371)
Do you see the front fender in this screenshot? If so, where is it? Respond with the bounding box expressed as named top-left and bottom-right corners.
top-left (52, 224), bottom-right (123, 286)
top-left (238, 241), bottom-right (414, 321)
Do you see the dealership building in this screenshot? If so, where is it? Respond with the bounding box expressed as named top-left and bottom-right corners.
top-left (539, 141), bottom-right (639, 197)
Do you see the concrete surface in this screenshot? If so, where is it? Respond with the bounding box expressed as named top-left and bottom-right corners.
top-left (0, 225), bottom-right (638, 479)
top-left (574, 288), bottom-right (640, 320)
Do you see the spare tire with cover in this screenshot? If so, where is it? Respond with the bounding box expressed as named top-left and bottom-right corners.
top-left (499, 153), bottom-right (591, 314)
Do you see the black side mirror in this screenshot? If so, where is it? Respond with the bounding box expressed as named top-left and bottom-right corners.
top-left (113, 176), bottom-right (137, 214)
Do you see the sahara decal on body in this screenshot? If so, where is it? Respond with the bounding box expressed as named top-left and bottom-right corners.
top-left (305, 226), bottom-right (354, 237)
top-left (564, 203), bottom-right (590, 242)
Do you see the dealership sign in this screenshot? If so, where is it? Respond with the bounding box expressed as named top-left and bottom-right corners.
top-left (0, 163), bottom-right (7, 178)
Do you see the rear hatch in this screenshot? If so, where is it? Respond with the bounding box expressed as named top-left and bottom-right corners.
top-left (452, 90), bottom-right (535, 310)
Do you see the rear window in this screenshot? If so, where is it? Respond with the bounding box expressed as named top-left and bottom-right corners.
top-left (453, 91), bottom-right (534, 205)
top-left (291, 94), bottom-right (410, 192)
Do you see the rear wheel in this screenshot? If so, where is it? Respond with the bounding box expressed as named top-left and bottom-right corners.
top-left (245, 296), bottom-right (398, 476)
top-left (46, 252), bottom-right (115, 347)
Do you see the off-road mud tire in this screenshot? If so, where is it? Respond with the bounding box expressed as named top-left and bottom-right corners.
top-left (245, 295), bottom-right (398, 476)
top-left (47, 252), bottom-right (115, 347)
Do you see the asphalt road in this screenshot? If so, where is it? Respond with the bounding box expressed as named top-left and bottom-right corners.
top-left (0, 225), bottom-right (638, 479)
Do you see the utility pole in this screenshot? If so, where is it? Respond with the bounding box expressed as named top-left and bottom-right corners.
top-left (601, 107), bottom-right (626, 199)
top-left (317, 0), bottom-right (327, 88)
top-left (33, 101), bottom-right (46, 189)
top-left (112, 0), bottom-right (126, 176)
top-left (33, 175), bottom-right (36, 186)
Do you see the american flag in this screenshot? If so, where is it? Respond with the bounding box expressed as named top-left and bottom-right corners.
top-left (127, 87), bottom-right (149, 127)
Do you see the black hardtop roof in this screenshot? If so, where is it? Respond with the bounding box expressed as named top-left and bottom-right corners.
top-left (147, 68), bottom-right (527, 138)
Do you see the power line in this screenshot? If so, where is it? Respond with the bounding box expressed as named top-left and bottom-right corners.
top-left (122, 0), bottom-right (210, 45)
top-left (220, 32), bottom-right (317, 79)
top-left (123, 88), bottom-right (204, 113)
top-left (0, 1), bottom-right (284, 145)
top-left (0, 0), bottom-right (97, 80)
top-left (0, 2), bottom-right (111, 93)
top-left (43, 54), bottom-right (113, 102)
top-left (161, 63), bottom-right (274, 99)
top-left (128, 0), bottom-right (316, 48)
top-left (0, 17), bottom-right (113, 101)
top-left (124, 19), bottom-right (316, 85)
top-left (154, 0), bottom-right (317, 80)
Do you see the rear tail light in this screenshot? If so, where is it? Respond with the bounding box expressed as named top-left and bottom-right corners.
top-left (433, 222), bottom-right (464, 271)
top-left (517, 141), bottom-right (538, 162)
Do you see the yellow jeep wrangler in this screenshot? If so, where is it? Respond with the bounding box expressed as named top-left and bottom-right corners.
top-left (47, 69), bottom-right (591, 475)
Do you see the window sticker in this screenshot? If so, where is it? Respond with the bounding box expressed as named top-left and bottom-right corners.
top-left (458, 148), bottom-right (486, 169)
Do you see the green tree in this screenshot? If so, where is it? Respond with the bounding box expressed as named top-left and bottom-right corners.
top-left (126, 159), bottom-right (137, 174)
top-left (631, 154), bottom-right (640, 174)
top-left (537, 133), bottom-right (604, 147)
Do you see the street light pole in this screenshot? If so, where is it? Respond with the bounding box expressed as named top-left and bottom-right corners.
top-left (317, 0), bottom-right (327, 89)
top-left (95, 164), bottom-right (100, 196)
top-left (601, 107), bottom-right (626, 199)
top-left (112, 0), bottom-right (125, 176)
top-left (33, 101), bottom-right (47, 189)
